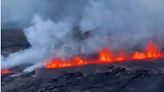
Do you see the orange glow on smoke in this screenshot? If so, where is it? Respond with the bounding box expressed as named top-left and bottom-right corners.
top-left (46, 41), bottom-right (164, 69)
top-left (1, 69), bottom-right (12, 75)
top-left (115, 51), bottom-right (128, 61)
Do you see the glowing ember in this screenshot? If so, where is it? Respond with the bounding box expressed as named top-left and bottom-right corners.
top-left (46, 41), bottom-right (164, 69)
top-left (1, 69), bottom-right (12, 75)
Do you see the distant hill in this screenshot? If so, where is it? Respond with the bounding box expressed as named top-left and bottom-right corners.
top-left (1, 28), bottom-right (30, 55)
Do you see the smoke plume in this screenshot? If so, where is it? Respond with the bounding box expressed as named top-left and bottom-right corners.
top-left (1, 0), bottom-right (164, 72)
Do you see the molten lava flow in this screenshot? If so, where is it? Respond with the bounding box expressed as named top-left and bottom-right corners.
top-left (46, 56), bottom-right (88, 68)
top-left (115, 51), bottom-right (128, 62)
top-left (99, 48), bottom-right (112, 62)
top-left (132, 41), bottom-right (163, 60)
top-left (1, 69), bottom-right (12, 75)
top-left (46, 41), bottom-right (164, 69)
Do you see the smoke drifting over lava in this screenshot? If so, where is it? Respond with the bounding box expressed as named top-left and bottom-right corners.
top-left (1, 0), bottom-right (164, 72)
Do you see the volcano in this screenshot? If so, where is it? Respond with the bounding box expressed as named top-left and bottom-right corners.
top-left (1, 29), bottom-right (164, 92)
top-left (2, 0), bottom-right (164, 91)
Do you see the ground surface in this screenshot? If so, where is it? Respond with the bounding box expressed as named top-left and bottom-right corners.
top-left (1, 29), bottom-right (164, 92)
top-left (2, 64), bottom-right (164, 92)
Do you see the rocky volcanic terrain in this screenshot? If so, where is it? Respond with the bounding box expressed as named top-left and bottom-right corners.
top-left (2, 64), bottom-right (164, 92)
top-left (1, 29), bottom-right (164, 92)
top-left (1, 28), bottom-right (30, 56)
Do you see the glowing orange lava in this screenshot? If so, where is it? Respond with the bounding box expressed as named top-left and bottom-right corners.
top-left (1, 69), bottom-right (12, 75)
top-left (46, 41), bottom-right (164, 69)
top-left (132, 41), bottom-right (163, 60)
top-left (99, 48), bottom-right (112, 62)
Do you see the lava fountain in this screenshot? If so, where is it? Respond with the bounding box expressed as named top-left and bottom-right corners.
top-left (45, 41), bottom-right (164, 69)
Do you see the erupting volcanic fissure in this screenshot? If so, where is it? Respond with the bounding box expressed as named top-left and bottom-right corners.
top-left (1, 69), bottom-right (12, 75)
top-left (46, 41), bottom-right (164, 69)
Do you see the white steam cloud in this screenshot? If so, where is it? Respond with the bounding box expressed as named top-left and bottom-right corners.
top-left (1, 0), bottom-right (164, 72)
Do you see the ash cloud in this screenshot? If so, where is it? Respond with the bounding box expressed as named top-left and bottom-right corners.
top-left (1, 0), bottom-right (164, 72)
